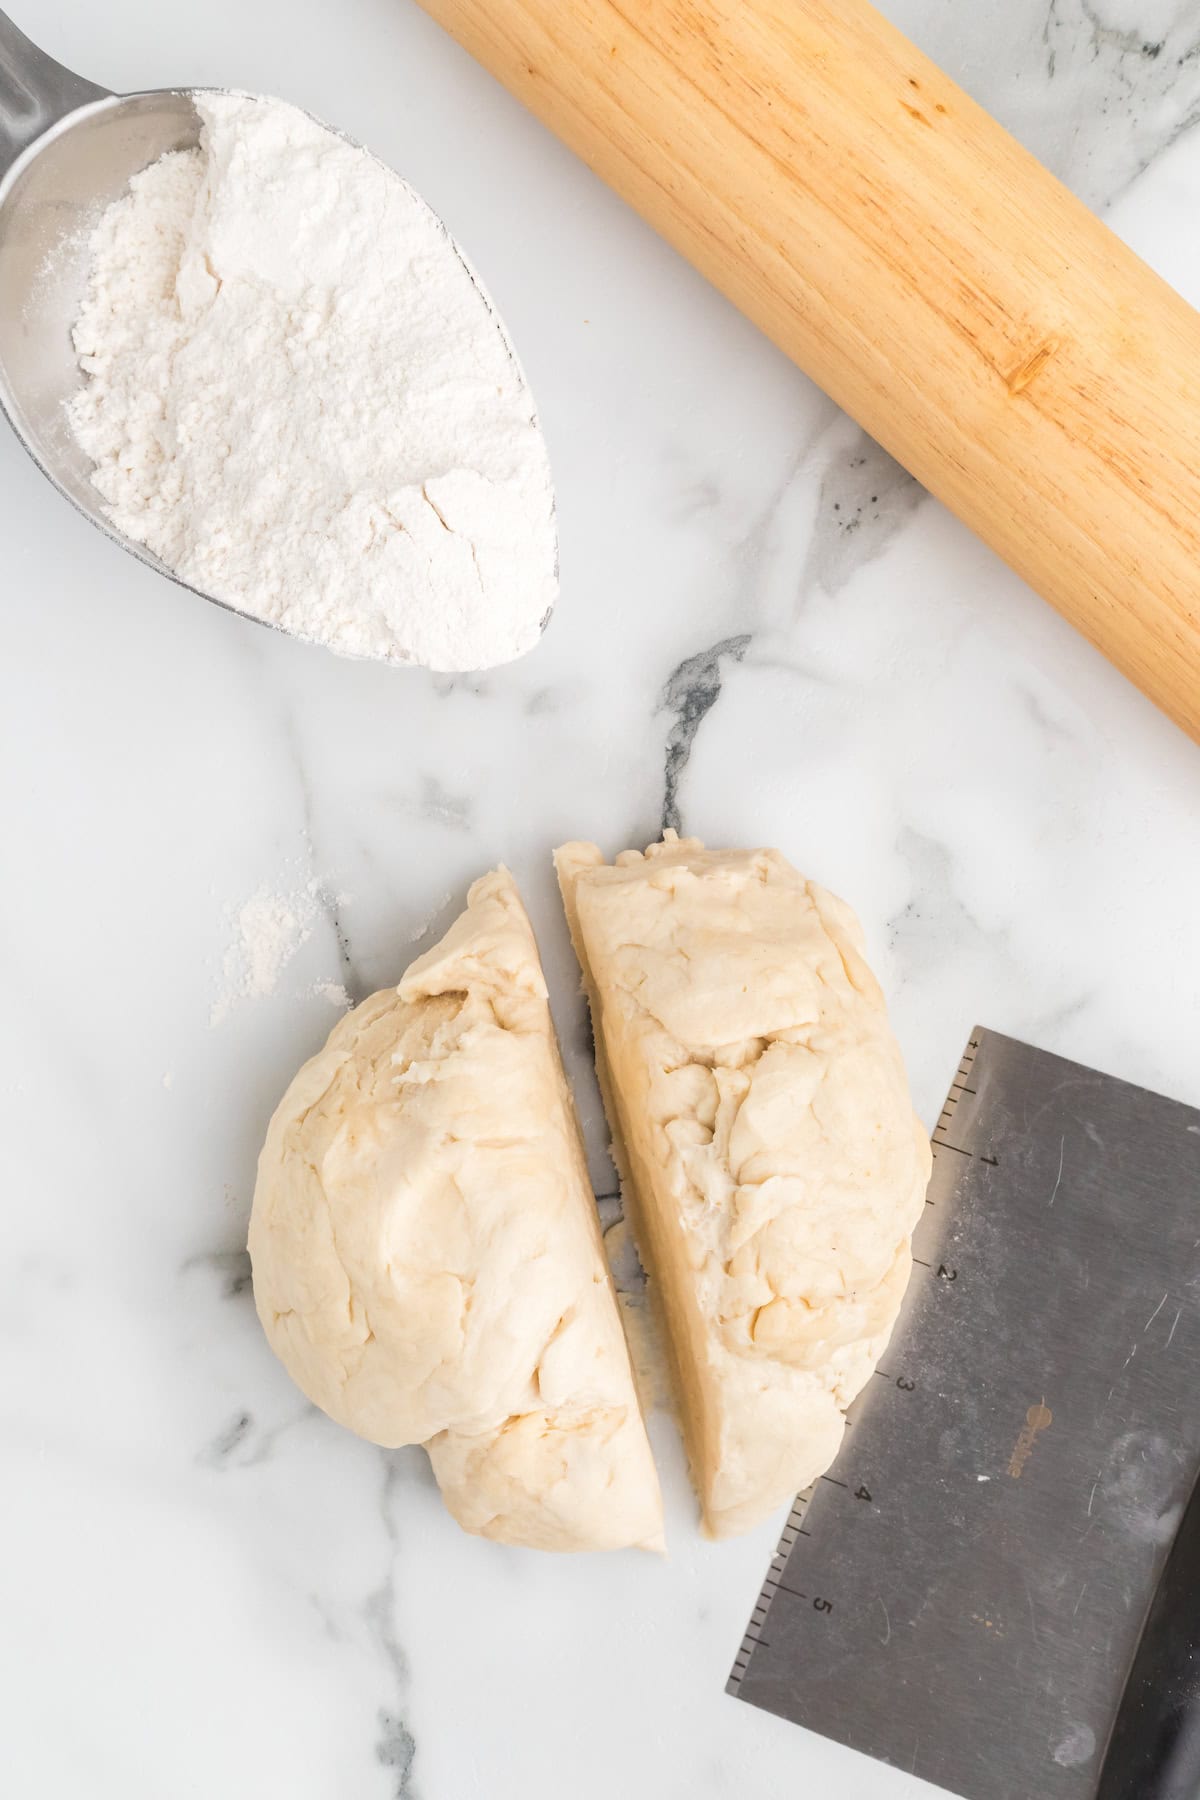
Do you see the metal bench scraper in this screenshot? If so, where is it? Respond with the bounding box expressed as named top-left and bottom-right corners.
top-left (729, 1027), bottom-right (1200, 1799)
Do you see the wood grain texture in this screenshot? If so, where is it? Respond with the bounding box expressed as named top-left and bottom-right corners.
top-left (418, 0), bottom-right (1200, 740)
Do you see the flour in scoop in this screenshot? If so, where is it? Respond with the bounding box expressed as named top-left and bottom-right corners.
top-left (69, 93), bottom-right (557, 671)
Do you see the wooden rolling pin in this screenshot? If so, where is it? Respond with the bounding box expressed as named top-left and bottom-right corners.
top-left (418, 0), bottom-right (1200, 741)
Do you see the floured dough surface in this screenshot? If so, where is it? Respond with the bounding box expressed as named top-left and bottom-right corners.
top-left (556, 834), bottom-right (930, 1538)
top-left (249, 868), bottom-right (662, 1552)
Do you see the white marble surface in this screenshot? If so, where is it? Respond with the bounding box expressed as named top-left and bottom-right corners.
top-left (3, 1), bottom-right (1200, 1795)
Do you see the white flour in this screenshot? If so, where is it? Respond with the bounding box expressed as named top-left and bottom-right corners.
top-left (211, 876), bottom-right (354, 1023)
top-left (211, 884), bottom-right (316, 1024)
top-left (69, 93), bottom-right (557, 671)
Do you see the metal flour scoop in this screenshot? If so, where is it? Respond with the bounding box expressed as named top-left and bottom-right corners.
top-left (0, 9), bottom-right (556, 665)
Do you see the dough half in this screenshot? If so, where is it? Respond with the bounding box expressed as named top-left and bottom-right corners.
top-left (556, 833), bottom-right (931, 1538)
top-left (249, 867), bottom-right (663, 1553)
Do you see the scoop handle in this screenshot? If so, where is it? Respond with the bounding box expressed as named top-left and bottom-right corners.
top-left (0, 9), bottom-right (109, 177)
top-left (416, 0), bottom-right (1200, 744)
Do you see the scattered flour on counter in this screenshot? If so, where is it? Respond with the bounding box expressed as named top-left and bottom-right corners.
top-left (68, 92), bottom-right (557, 671)
top-left (211, 882), bottom-right (318, 1024)
top-left (211, 876), bottom-right (356, 1023)
top-left (310, 979), bottom-right (352, 1009)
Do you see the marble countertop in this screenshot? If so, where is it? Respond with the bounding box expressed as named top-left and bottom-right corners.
top-left (4, 2), bottom-right (1200, 1796)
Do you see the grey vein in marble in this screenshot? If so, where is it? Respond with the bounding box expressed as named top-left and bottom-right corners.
top-left (1042, 0), bottom-right (1200, 202)
top-left (647, 415), bottom-right (920, 831)
top-left (659, 635), bottom-right (751, 834)
top-left (800, 435), bottom-right (923, 600)
top-left (888, 828), bottom-right (1006, 982)
top-left (270, 696), bottom-right (373, 1005)
top-left (203, 1410), bottom-right (255, 1464)
top-left (883, 0), bottom-right (1200, 208)
top-left (185, 1245), bottom-right (253, 1301)
top-left (200, 1402), bottom-right (318, 1469)
top-left (370, 1458), bottom-right (420, 1800)
top-left (406, 774), bottom-right (472, 833)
